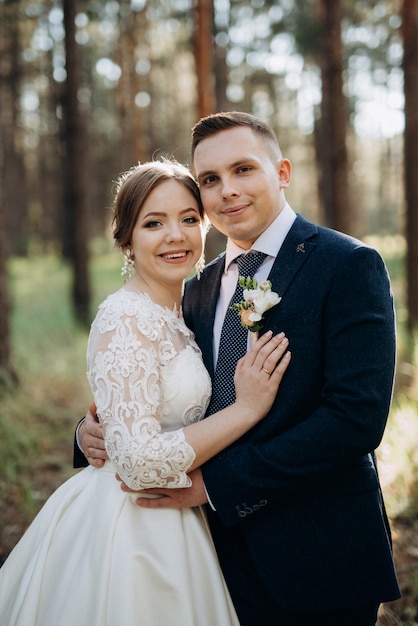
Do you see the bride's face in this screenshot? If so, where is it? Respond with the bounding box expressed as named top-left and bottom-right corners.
top-left (130, 179), bottom-right (203, 286)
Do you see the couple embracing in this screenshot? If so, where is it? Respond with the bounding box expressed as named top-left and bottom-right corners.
top-left (0, 112), bottom-right (400, 625)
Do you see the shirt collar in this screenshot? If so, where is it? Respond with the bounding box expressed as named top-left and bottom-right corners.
top-left (223, 203), bottom-right (297, 273)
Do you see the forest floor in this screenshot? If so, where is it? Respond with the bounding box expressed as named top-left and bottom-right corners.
top-left (378, 515), bottom-right (418, 625)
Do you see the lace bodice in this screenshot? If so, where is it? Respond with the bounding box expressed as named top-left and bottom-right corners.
top-left (87, 289), bottom-right (211, 490)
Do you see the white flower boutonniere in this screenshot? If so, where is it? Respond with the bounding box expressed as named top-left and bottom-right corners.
top-left (230, 277), bottom-right (281, 332)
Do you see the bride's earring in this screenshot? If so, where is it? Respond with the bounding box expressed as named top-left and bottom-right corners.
top-left (195, 254), bottom-right (205, 280)
top-left (121, 249), bottom-right (135, 282)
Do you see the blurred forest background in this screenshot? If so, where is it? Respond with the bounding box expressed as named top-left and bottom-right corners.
top-left (0, 0), bottom-right (418, 623)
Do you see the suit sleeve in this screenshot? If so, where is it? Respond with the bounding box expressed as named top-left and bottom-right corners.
top-left (73, 418), bottom-right (88, 468)
top-left (202, 245), bottom-right (396, 526)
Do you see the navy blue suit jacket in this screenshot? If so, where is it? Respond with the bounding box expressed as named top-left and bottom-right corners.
top-left (183, 214), bottom-right (400, 613)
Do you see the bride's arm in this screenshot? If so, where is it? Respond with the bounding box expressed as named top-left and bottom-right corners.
top-left (88, 309), bottom-right (194, 490)
top-left (88, 306), bottom-right (290, 491)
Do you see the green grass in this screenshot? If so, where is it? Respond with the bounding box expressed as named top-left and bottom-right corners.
top-left (0, 246), bottom-right (121, 559)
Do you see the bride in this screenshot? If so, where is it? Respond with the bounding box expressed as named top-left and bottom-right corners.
top-left (0, 159), bottom-right (290, 626)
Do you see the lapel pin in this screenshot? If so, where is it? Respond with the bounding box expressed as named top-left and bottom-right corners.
top-left (296, 243), bottom-right (305, 253)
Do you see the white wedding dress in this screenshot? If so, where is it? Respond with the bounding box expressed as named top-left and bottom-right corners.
top-left (0, 289), bottom-right (240, 626)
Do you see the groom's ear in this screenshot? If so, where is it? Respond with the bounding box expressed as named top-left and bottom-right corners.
top-left (278, 159), bottom-right (292, 189)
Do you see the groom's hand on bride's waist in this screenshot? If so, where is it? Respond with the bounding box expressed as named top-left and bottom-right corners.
top-left (78, 404), bottom-right (109, 468)
top-left (116, 469), bottom-right (209, 509)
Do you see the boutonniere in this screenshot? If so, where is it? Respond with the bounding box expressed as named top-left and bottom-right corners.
top-left (230, 277), bottom-right (281, 332)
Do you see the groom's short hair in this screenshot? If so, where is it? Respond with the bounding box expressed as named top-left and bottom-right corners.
top-left (191, 111), bottom-right (281, 161)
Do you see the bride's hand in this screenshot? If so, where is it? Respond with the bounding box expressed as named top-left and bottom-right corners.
top-left (234, 331), bottom-right (291, 423)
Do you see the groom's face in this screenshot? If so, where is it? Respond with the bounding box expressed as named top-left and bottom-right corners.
top-left (194, 126), bottom-right (290, 250)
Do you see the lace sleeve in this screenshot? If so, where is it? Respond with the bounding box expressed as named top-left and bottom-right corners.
top-left (87, 296), bottom-right (196, 490)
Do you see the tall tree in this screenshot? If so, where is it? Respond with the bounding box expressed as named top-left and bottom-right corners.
top-left (0, 0), bottom-right (28, 256)
top-left (62, 0), bottom-right (91, 326)
top-left (194, 0), bottom-right (216, 117)
top-left (115, 2), bottom-right (151, 170)
top-left (0, 0), bottom-right (19, 385)
top-left (0, 135), bottom-right (15, 387)
top-left (316, 0), bottom-right (351, 233)
top-left (402, 0), bottom-right (418, 330)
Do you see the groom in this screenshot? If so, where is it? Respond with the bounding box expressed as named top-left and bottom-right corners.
top-left (75, 112), bottom-right (400, 625)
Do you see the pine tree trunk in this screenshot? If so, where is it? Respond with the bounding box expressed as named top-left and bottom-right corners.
top-left (316, 0), bottom-right (351, 234)
top-left (0, 146), bottom-right (13, 385)
top-left (402, 0), bottom-right (418, 330)
top-left (194, 0), bottom-right (216, 117)
top-left (0, 1), bottom-right (17, 385)
top-left (62, 0), bottom-right (91, 326)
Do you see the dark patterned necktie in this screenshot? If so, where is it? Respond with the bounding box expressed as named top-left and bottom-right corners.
top-left (206, 251), bottom-right (267, 415)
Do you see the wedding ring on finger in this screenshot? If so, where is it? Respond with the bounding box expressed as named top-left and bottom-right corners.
top-left (262, 367), bottom-right (271, 375)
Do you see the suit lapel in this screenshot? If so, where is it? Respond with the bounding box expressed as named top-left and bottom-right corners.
top-left (197, 254), bottom-right (226, 376)
top-left (260, 215), bottom-right (317, 331)
top-left (267, 214), bottom-right (317, 298)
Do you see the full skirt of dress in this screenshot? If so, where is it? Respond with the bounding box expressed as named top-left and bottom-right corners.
top-left (0, 463), bottom-right (239, 626)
